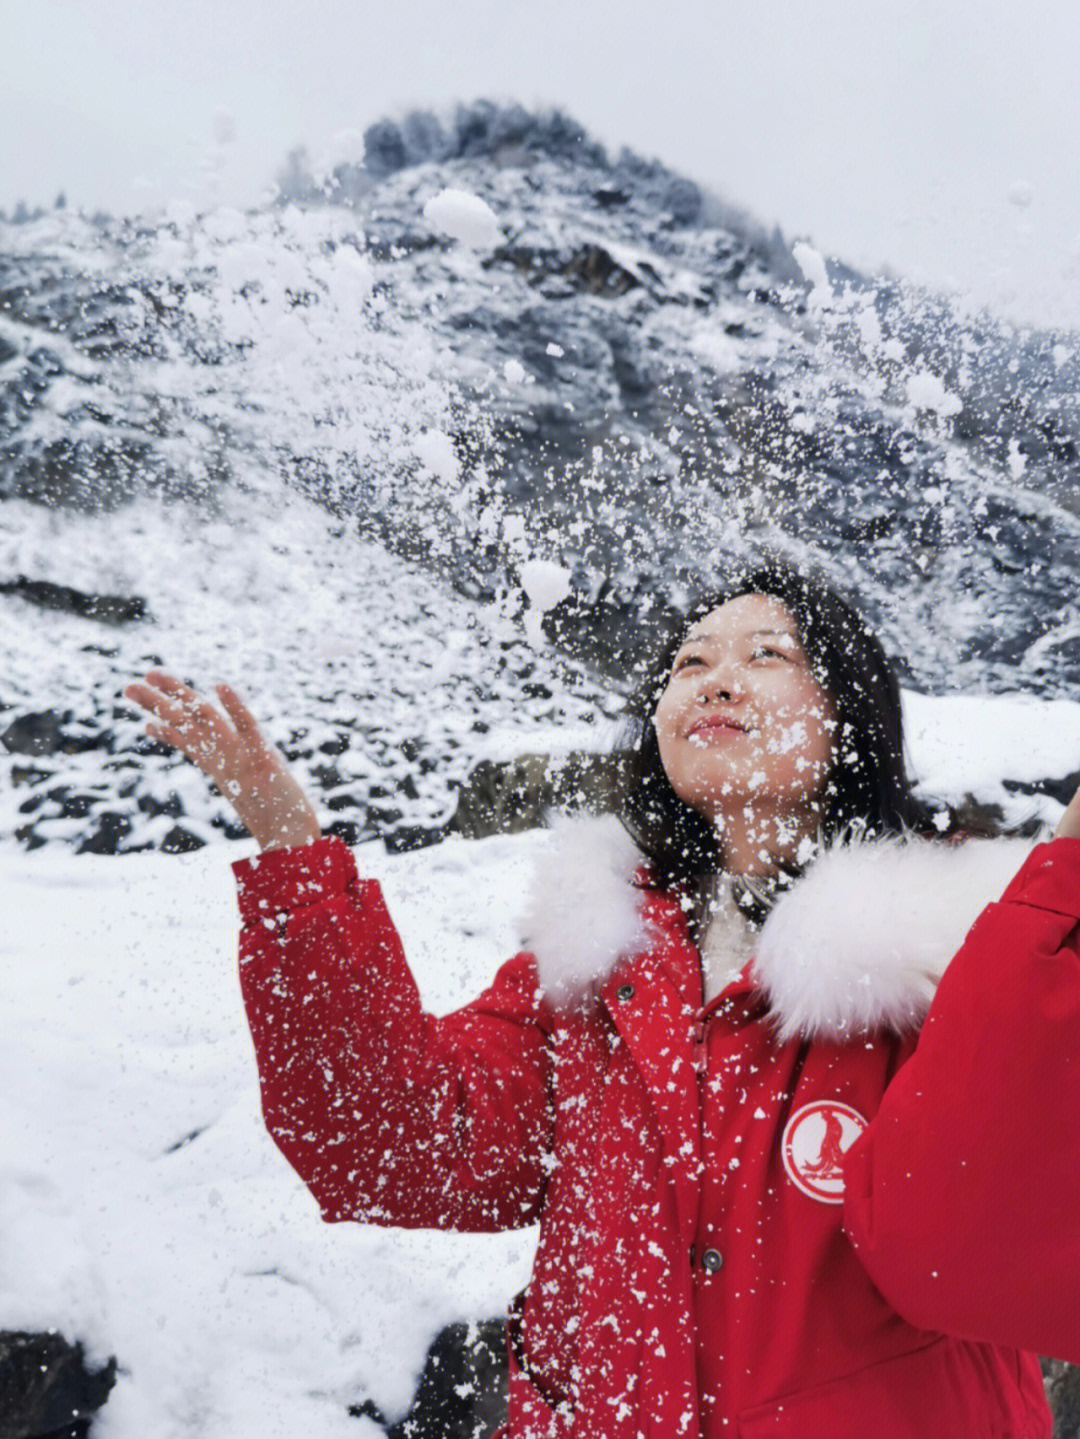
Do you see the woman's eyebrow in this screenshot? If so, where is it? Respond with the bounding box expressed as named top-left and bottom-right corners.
top-left (681, 627), bottom-right (799, 645)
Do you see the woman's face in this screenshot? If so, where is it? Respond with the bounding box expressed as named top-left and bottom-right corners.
top-left (653, 593), bottom-right (838, 834)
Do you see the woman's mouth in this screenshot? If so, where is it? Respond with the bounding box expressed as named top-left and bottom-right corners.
top-left (688, 716), bottom-right (749, 739)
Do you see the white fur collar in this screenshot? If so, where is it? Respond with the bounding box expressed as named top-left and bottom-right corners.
top-left (519, 813), bottom-right (1038, 1040)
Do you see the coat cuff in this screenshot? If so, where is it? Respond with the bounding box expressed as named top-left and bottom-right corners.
top-left (998, 836), bottom-right (1080, 919)
top-left (232, 834), bottom-right (356, 924)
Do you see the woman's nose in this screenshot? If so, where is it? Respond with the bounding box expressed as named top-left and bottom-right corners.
top-left (694, 659), bottom-right (745, 703)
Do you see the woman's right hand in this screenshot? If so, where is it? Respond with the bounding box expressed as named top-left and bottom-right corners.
top-left (124, 672), bottom-right (322, 852)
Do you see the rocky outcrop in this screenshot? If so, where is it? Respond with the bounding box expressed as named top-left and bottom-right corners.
top-left (1043, 1358), bottom-right (1080, 1439)
top-left (0, 578), bottom-right (145, 625)
top-left (0, 1331), bottom-right (115, 1439)
top-left (351, 1319), bottom-right (507, 1438)
top-left (450, 751), bottom-right (622, 837)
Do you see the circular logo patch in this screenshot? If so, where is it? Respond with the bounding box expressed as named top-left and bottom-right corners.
top-left (781, 1101), bottom-right (867, 1204)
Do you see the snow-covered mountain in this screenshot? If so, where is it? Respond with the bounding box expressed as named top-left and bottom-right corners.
top-left (2, 101), bottom-right (1080, 854)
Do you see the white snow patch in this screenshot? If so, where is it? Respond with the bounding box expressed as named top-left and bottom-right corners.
top-left (1, 833), bottom-right (545, 1436)
top-left (903, 687), bottom-right (1080, 824)
top-left (855, 303), bottom-right (882, 354)
top-left (688, 328), bottom-right (742, 374)
top-left (414, 428), bottom-right (460, 486)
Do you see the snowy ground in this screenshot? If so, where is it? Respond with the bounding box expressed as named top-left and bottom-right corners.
top-left (1, 830), bottom-right (545, 1438)
top-left (3, 684), bottom-right (1078, 1436)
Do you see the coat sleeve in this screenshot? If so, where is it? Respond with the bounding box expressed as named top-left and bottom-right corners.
top-left (842, 836), bottom-right (1080, 1363)
top-left (232, 835), bottom-right (554, 1233)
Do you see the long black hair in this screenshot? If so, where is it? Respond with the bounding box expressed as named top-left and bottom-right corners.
top-left (617, 556), bottom-right (941, 910)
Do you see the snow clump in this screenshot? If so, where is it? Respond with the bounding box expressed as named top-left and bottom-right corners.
top-left (519, 559), bottom-right (572, 648)
top-left (905, 369), bottom-right (962, 418)
top-left (792, 241), bottom-right (833, 309)
top-left (422, 188), bottom-right (502, 249)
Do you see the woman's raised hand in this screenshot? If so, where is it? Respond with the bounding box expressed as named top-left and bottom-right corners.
top-left (1054, 785), bottom-right (1080, 841)
top-left (124, 672), bottom-right (321, 852)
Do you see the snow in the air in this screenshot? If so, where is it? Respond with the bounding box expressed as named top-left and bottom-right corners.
top-left (792, 241), bottom-right (832, 309)
top-left (414, 428), bottom-right (461, 486)
top-left (519, 559), bottom-right (573, 647)
top-left (422, 187), bottom-right (502, 249)
top-left (905, 369), bottom-right (963, 418)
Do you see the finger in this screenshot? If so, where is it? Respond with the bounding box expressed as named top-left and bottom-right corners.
top-left (144, 670), bottom-right (195, 695)
top-left (144, 719), bottom-right (195, 755)
top-left (142, 671), bottom-right (214, 716)
top-left (129, 686), bottom-right (210, 732)
top-left (145, 718), bottom-right (231, 773)
top-left (215, 683), bottom-right (264, 739)
top-left (124, 681), bottom-right (161, 714)
top-left (127, 675), bottom-right (197, 719)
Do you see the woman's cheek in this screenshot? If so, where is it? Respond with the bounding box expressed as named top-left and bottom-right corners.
top-left (766, 720), bottom-right (809, 754)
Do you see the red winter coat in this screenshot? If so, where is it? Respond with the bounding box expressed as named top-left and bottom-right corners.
top-left (233, 821), bottom-right (1080, 1437)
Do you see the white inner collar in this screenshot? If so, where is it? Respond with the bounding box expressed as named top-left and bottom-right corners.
top-left (697, 873), bottom-right (757, 1005)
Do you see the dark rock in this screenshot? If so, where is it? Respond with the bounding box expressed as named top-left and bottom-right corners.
top-left (660, 176), bottom-right (702, 227)
top-left (163, 1126), bottom-right (206, 1155)
top-left (10, 764), bottom-right (51, 787)
top-left (318, 733), bottom-right (351, 756)
top-left (325, 791), bottom-right (360, 812)
top-left (383, 823), bottom-right (450, 854)
top-left (76, 811), bottom-right (132, 854)
top-left (593, 184), bottom-right (629, 209)
top-left (310, 762), bottom-right (345, 787)
top-left (136, 790), bottom-right (183, 819)
top-left (324, 818), bottom-right (367, 846)
top-left (0, 1330), bottom-right (116, 1439)
top-left (0, 576), bottom-right (145, 625)
top-left (53, 790), bottom-right (97, 820)
top-left (2, 711), bottom-right (68, 756)
top-left (451, 751), bottom-right (622, 838)
top-left (1003, 770), bottom-right (1080, 808)
top-left (349, 1318), bottom-right (507, 1439)
top-left (401, 110), bottom-right (449, 166)
top-left (364, 120), bottom-right (409, 179)
top-left (2, 712), bottom-right (111, 758)
top-left (1042, 1358), bottom-right (1080, 1438)
top-left (160, 825), bottom-right (205, 853)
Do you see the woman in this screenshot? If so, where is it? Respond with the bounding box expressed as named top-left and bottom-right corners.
top-left (126, 559), bottom-right (1080, 1437)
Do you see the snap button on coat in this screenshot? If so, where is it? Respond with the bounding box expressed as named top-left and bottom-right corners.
top-left (616, 983), bottom-right (634, 1001)
top-left (701, 1248), bottom-right (723, 1272)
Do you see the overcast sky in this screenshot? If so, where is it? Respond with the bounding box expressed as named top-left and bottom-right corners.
top-left (3, 0), bottom-right (1079, 328)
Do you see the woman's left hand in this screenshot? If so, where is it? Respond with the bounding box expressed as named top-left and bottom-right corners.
top-left (1053, 785), bottom-right (1080, 839)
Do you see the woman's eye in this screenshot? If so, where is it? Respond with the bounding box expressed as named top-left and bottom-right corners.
top-left (751, 647), bottom-right (787, 661)
top-left (674, 655), bottom-right (703, 671)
